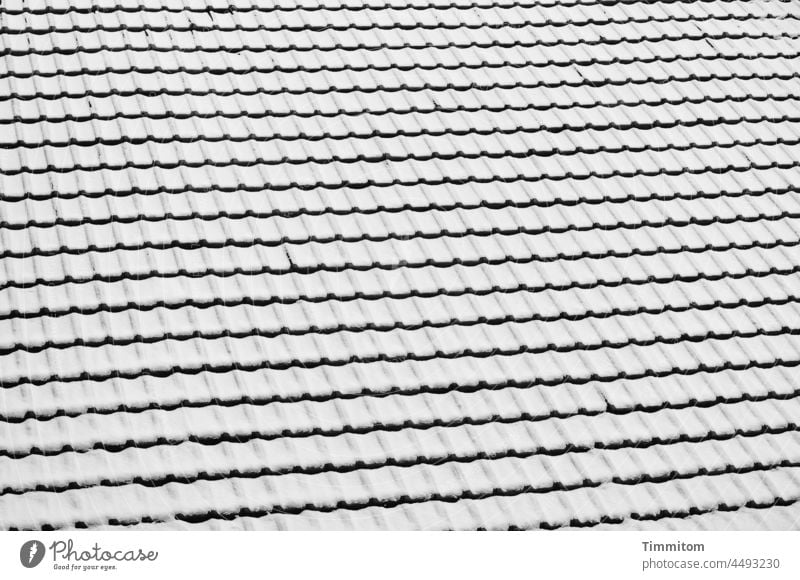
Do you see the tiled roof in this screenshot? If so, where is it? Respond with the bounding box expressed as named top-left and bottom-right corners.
top-left (2, 0), bottom-right (800, 530)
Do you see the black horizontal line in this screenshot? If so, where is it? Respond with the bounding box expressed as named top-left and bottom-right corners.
top-left (3, 11), bottom-right (797, 35)
top-left (4, 286), bottom-right (799, 355)
top-left (2, 327), bottom-right (799, 389)
top-left (2, 350), bottom-right (795, 442)
top-left (165, 465), bottom-right (800, 526)
top-left (1, 69), bottom-right (796, 103)
top-left (1, 157), bottom-right (796, 201)
top-left (2, 414), bottom-right (796, 500)
top-left (0, 310), bottom-right (796, 373)
top-left (1, 166), bottom-right (797, 216)
top-left (2, 91), bottom-right (796, 125)
top-left (3, 227), bottom-right (799, 292)
top-left (2, 51), bottom-right (798, 79)
top-left (2, 231), bottom-right (798, 303)
top-left (1, 182), bottom-right (797, 232)
top-left (7, 359), bottom-right (790, 421)
top-left (5, 384), bottom-right (796, 462)
top-left (27, 458), bottom-right (799, 530)
top-left (2, 29), bottom-right (796, 57)
top-left (40, 494), bottom-right (800, 531)
top-left (2, 146), bottom-right (797, 177)
top-left (2, 114), bottom-right (797, 150)
top-left (2, 249), bottom-right (796, 322)
top-left (5, 132), bottom-right (800, 176)
top-left (530, 495), bottom-right (800, 530)
top-left (0, 0), bottom-right (776, 16)
top-left (3, 206), bottom-right (799, 260)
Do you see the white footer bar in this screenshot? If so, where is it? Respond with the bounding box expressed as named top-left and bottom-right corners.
top-left (1, 531), bottom-right (798, 579)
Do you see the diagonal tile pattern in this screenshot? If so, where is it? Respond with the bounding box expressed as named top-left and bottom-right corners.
top-left (2, 0), bottom-right (800, 530)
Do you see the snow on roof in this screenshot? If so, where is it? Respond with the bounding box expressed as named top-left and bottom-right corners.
top-left (2, 0), bottom-right (800, 530)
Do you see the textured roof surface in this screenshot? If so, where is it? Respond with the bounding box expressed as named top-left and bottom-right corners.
top-left (2, 0), bottom-right (800, 530)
